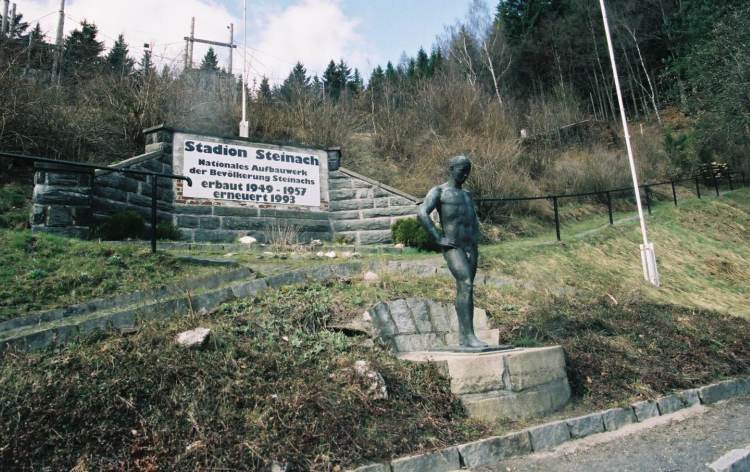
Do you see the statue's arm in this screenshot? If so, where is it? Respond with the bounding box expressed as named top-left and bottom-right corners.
top-left (418, 187), bottom-right (454, 247)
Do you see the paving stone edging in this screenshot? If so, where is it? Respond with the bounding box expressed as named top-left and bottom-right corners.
top-left (348, 376), bottom-right (750, 472)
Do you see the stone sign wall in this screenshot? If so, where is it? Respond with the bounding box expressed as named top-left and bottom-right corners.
top-left (30, 126), bottom-right (419, 244)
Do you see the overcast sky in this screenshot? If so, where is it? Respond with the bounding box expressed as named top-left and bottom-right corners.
top-left (17, 0), bottom-right (477, 84)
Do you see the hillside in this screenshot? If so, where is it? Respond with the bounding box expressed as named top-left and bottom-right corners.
top-left (1, 189), bottom-right (748, 471)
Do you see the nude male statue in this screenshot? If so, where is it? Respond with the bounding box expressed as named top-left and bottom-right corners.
top-left (417, 155), bottom-right (488, 348)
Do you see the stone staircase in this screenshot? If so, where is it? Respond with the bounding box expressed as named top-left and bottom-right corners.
top-left (361, 298), bottom-right (571, 421)
top-left (0, 263), bottom-right (365, 352)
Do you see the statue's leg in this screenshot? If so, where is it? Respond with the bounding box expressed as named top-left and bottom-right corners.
top-left (444, 247), bottom-right (488, 348)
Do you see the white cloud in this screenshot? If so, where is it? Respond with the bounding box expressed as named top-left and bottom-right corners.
top-left (251, 0), bottom-right (376, 84)
top-left (18, 0), bottom-right (376, 85)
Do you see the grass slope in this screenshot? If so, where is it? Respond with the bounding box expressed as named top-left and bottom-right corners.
top-left (0, 190), bottom-right (748, 471)
top-left (0, 230), bottom-right (219, 320)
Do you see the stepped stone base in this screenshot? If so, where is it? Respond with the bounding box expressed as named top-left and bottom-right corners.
top-left (398, 346), bottom-right (571, 421)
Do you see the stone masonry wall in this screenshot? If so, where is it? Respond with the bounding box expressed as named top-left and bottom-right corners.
top-left (90, 147), bottom-right (175, 232)
top-left (328, 168), bottom-right (419, 244)
top-left (31, 163), bottom-right (94, 239)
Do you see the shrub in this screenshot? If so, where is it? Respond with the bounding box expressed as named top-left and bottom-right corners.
top-left (156, 222), bottom-right (182, 241)
top-left (100, 211), bottom-right (145, 241)
top-left (391, 218), bottom-right (439, 251)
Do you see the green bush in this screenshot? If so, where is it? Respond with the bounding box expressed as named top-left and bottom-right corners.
top-left (391, 218), bottom-right (439, 251)
top-left (156, 222), bottom-right (182, 241)
top-left (100, 211), bottom-right (145, 241)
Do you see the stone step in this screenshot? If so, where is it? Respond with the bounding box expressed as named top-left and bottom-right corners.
top-left (1, 263), bottom-right (365, 352)
top-left (398, 346), bottom-right (571, 421)
top-left (460, 378), bottom-right (571, 421)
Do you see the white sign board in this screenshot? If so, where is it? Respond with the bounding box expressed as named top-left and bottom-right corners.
top-left (181, 138), bottom-right (322, 207)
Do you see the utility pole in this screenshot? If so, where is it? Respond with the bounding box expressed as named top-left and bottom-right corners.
top-left (23, 27), bottom-right (33, 76)
top-left (228, 23), bottom-right (234, 75)
top-left (239, 0), bottom-right (249, 138)
top-left (188, 16), bottom-right (195, 70)
top-left (1, 0), bottom-right (9, 37)
top-left (51, 0), bottom-right (65, 85)
top-left (599, 0), bottom-right (659, 287)
top-left (9, 2), bottom-right (14, 36)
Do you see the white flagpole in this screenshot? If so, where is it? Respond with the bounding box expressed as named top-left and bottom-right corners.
top-left (239, 0), bottom-right (249, 137)
top-left (599, 0), bottom-right (659, 287)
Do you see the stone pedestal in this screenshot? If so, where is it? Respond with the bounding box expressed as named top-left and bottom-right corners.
top-left (31, 162), bottom-right (93, 239)
top-left (399, 346), bottom-right (571, 421)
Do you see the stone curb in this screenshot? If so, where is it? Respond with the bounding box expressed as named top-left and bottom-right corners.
top-left (347, 375), bottom-right (750, 471)
top-left (709, 444), bottom-right (750, 472)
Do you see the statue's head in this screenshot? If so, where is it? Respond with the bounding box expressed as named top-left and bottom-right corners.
top-left (448, 155), bottom-right (472, 185)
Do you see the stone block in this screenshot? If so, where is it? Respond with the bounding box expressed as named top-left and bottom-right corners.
top-left (390, 447), bottom-right (459, 472)
top-left (357, 230), bottom-right (393, 245)
top-left (34, 225), bottom-right (90, 239)
top-left (176, 327), bottom-right (211, 348)
top-left (192, 229), bottom-right (238, 243)
top-left (406, 298), bottom-right (432, 333)
top-left (462, 378), bottom-right (571, 421)
top-left (457, 431), bottom-right (532, 468)
top-left (213, 206), bottom-right (259, 217)
top-left (526, 420), bottom-right (571, 451)
top-left (369, 303), bottom-right (397, 337)
top-left (362, 206), bottom-right (417, 218)
top-left (677, 388), bottom-right (701, 407)
top-left (174, 204), bottom-right (213, 215)
top-left (230, 279), bottom-right (268, 299)
top-left (46, 206), bottom-right (74, 227)
top-left (177, 215), bottom-right (200, 228)
top-left (73, 207), bottom-right (94, 226)
top-left (351, 180), bottom-right (373, 189)
top-left (96, 174), bottom-right (139, 193)
top-left (373, 197), bottom-right (390, 208)
top-left (631, 400), bottom-right (660, 422)
top-left (699, 380), bottom-right (739, 404)
top-left (656, 394), bottom-right (686, 415)
top-left (333, 217), bottom-right (393, 232)
top-left (31, 205), bottom-right (46, 225)
top-left (330, 188), bottom-right (357, 200)
top-left (347, 463), bottom-right (389, 472)
top-left (389, 299), bottom-right (417, 334)
top-left (191, 288), bottom-right (235, 313)
top-left (265, 271), bottom-right (306, 288)
top-left (330, 199), bottom-right (374, 211)
top-left (221, 216), bottom-right (269, 230)
top-left (502, 346), bottom-right (567, 391)
top-left (708, 447), bottom-right (750, 472)
top-left (427, 301), bottom-right (452, 332)
top-left (199, 217), bottom-right (221, 230)
top-left (392, 333), bottom-right (442, 352)
top-left (330, 210), bottom-right (361, 220)
top-left (566, 412), bottom-right (604, 439)
top-left (737, 377), bottom-right (750, 396)
top-left (34, 185), bottom-right (90, 206)
top-left (601, 407), bottom-right (636, 432)
top-left (47, 172), bottom-right (83, 186)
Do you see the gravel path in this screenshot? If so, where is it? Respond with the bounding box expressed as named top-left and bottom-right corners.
top-left (477, 395), bottom-right (750, 472)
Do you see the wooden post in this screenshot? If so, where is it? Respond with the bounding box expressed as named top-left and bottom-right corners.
top-left (552, 196), bottom-right (561, 241)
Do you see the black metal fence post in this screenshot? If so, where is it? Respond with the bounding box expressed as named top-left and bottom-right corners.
top-left (671, 180), bottom-right (678, 206)
top-left (695, 176), bottom-right (702, 199)
top-left (552, 196), bottom-right (561, 241)
top-left (606, 191), bottom-right (614, 225)
top-left (742, 171), bottom-right (747, 187)
top-left (728, 173), bottom-right (734, 191)
top-left (644, 186), bottom-right (652, 215)
top-left (712, 172), bottom-right (720, 196)
top-left (151, 176), bottom-right (158, 253)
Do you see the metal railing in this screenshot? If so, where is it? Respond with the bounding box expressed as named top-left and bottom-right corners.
top-left (477, 171), bottom-right (747, 241)
top-left (0, 151), bottom-right (192, 253)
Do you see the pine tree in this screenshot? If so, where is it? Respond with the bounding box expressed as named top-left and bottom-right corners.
top-left (348, 68), bottom-right (363, 95)
top-left (62, 21), bottom-right (104, 80)
top-left (105, 34), bottom-right (134, 76)
top-left (322, 60), bottom-right (340, 100)
top-left (258, 76), bottom-right (272, 100)
top-left (369, 65), bottom-right (385, 92)
top-left (279, 62), bottom-right (310, 100)
top-left (139, 49), bottom-right (155, 76)
top-left (385, 61), bottom-right (398, 83)
top-left (8, 11), bottom-right (29, 39)
top-left (416, 47), bottom-right (430, 77)
top-left (200, 47), bottom-right (220, 72)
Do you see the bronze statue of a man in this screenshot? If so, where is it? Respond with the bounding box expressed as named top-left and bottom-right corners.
top-left (418, 155), bottom-right (488, 349)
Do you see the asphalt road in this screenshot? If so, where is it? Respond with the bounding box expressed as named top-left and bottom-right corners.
top-left (477, 395), bottom-right (750, 472)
